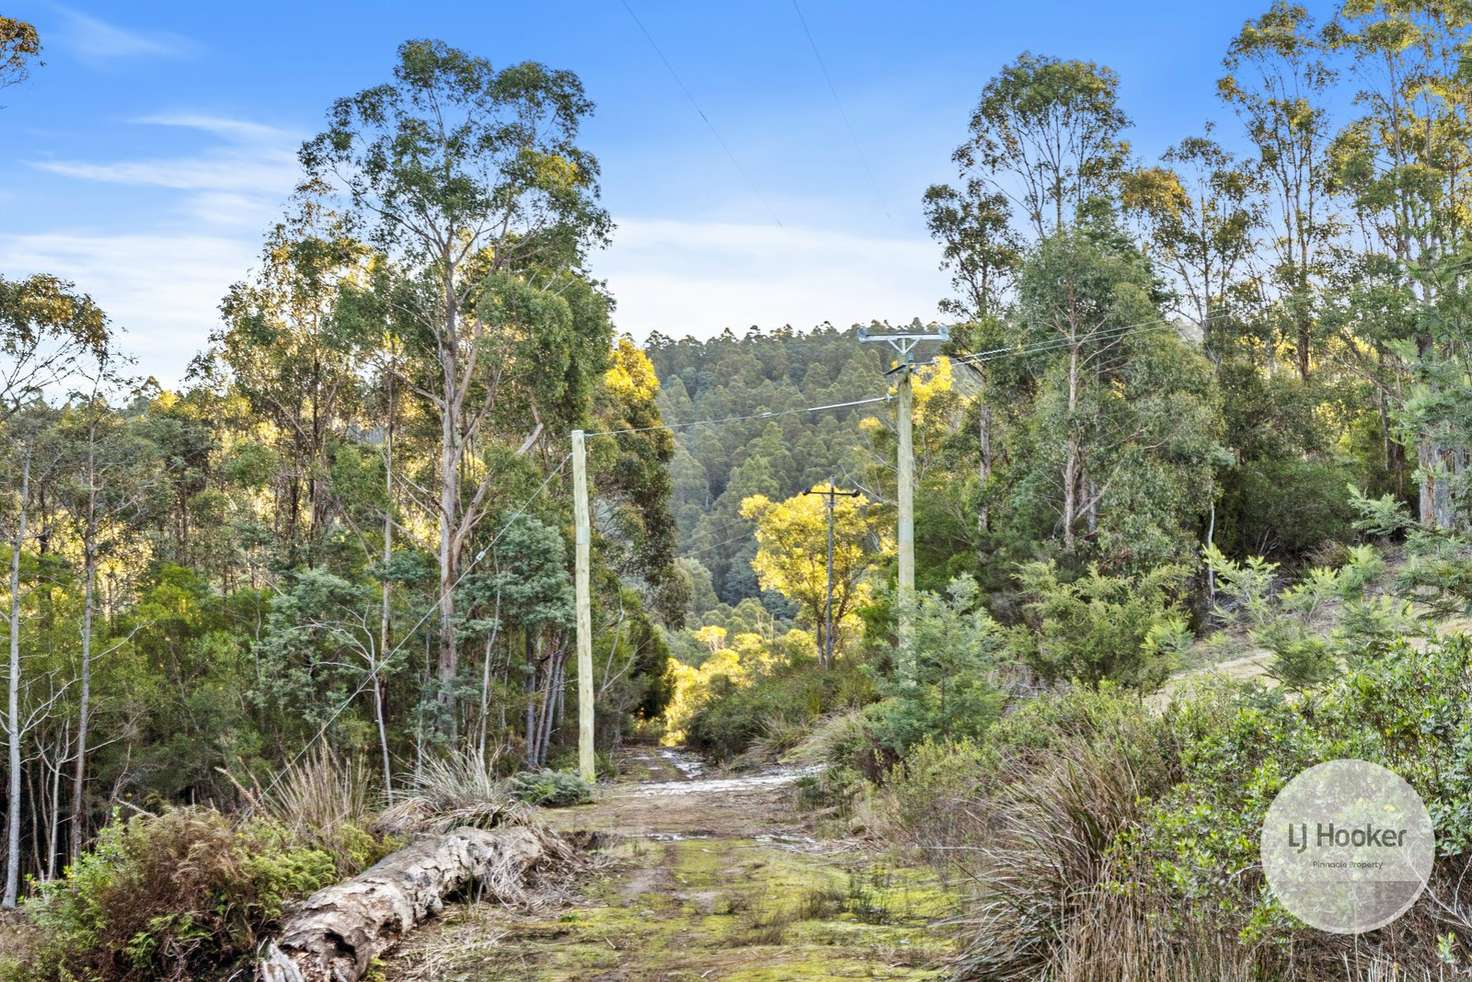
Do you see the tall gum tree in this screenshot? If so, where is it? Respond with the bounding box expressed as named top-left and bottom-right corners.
top-left (0, 275), bottom-right (107, 906)
top-left (1219, 2), bottom-right (1341, 381)
top-left (298, 40), bottom-right (612, 733)
top-left (1325, 0), bottom-right (1472, 528)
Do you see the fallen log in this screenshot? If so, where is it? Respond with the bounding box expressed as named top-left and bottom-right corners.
top-left (258, 824), bottom-right (562, 982)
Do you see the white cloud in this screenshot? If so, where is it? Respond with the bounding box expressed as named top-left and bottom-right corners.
top-left (35, 152), bottom-right (298, 193)
top-left (57, 7), bottom-right (196, 61)
top-left (595, 218), bottom-right (948, 339)
top-left (0, 218), bottom-right (950, 385)
top-left (0, 232), bottom-right (256, 384)
top-left (133, 114), bottom-right (291, 144)
top-left (30, 113), bottom-right (299, 233)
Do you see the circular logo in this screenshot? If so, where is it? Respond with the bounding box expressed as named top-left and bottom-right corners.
top-left (1261, 759), bottom-right (1435, 933)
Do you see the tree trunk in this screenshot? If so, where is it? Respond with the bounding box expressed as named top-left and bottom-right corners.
top-left (977, 398), bottom-right (992, 535)
top-left (378, 370), bottom-right (395, 796)
top-left (259, 825), bottom-right (564, 982)
top-left (1418, 440), bottom-right (1457, 530)
top-left (70, 432), bottom-right (97, 863)
top-left (5, 452), bottom-right (31, 907)
top-left (435, 260), bottom-right (461, 729)
top-left (1061, 343), bottom-right (1081, 550)
top-left (523, 633), bottom-right (537, 769)
top-left (436, 422), bottom-right (458, 717)
top-left (476, 623), bottom-right (498, 761)
top-left (45, 722), bottom-right (63, 881)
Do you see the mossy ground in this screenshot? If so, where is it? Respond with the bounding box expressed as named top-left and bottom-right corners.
top-left (390, 836), bottom-right (956, 980)
top-left (386, 747), bottom-right (961, 980)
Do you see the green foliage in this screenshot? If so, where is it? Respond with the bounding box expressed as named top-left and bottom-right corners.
top-left (684, 658), bottom-right (873, 763)
top-left (1217, 456), bottom-right (1360, 559)
top-left (1008, 560), bottom-right (1191, 690)
top-left (1257, 618), bottom-right (1337, 693)
top-left (18, 809), bottom-right (337, 981)
top-left (645, 327), bottom-right (889, 606)
top-left (1206, 542), bottom-right (1406, 691)
top-left (883, 737), bottom-right (989, 854)
top-left (506, 770), bottom-right (593, 808)
top-left (865, 576), bottom-right (1007, 754)
top-left (1348, 483), bottom-right (1415, 538)
top-left (1397, 530), bottom-right (1472, 616)
top-left (889, 634), bottom-right (1472, 979)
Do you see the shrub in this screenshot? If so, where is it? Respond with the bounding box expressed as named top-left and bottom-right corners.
top-left (1007, 561), bottom-right (1191, 691)
top-left (228, 744), bottom-right (385, 874)
top-left (1216, 456), bottom-right (1359, 559)
top-left (685, 658), bottom-right (872, 762)
top-left (883, 737), bottom-right (990, 856)
top-left (506, 769), bottom-right (593, 808)
top-left (866, 576), bottom-right (1010, 755)
top-left (1397, 528), bottom-right (1472, 616)
top-left (946, 636), bottom-right (1472, 980)
top-left (18, 808), bottom-right (337, 982)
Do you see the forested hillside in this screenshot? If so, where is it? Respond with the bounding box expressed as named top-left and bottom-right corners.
top-left (648, 327), bottom-right (888, 604)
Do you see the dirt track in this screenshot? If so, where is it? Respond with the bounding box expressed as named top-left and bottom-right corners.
top-left (385, 747), bottom-right (959, 980)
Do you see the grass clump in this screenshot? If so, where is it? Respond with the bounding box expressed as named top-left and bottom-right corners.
top-left (377, 748), bottom-right (525, 836)
top-left (228, 744), bottom-right (394, 874)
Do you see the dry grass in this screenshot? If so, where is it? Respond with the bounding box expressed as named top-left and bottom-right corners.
top-left (783, 709), bottom-right (888, 778)
top-left (376, 747), bottom-right (528, 837)
top-left (224, 745), bottom-right (377, 871)
top-left (954, 736), bottom-right (1154, 981)
top-left (234, 744), bottom-right (373, 836)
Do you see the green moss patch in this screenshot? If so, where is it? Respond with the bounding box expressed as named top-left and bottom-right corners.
top-left (388, 835), bottom-right (960, 980)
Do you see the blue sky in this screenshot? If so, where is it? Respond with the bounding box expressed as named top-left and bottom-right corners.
top-left (2, 0), bottom-right (1334, 384)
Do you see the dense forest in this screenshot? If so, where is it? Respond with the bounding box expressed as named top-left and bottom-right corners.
top-left (3, 2), bottom-right (1472, 979)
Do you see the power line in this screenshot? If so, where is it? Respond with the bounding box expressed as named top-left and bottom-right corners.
top-left (582, 394), bottom-right (891, 439)
top-left (256, 453), bottom-right (572, 799)
top-left (948, 297), bottom-right (1303, 368)
top-left (680, 529), bottom-right (758, 559)
top-left (619, 0), bottom-right (784, 229)
top-left (949, 319), bottom-right (1180, 367)
top-left (789, 0), bottom-right (893, 224)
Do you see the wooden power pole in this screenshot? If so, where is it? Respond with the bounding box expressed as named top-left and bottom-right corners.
top-left (571, 430), bottom-right (595, 783)
top-left (804, 481), bottom-right (860, 668)
top-left (858, 324), bottom-right (948, 682)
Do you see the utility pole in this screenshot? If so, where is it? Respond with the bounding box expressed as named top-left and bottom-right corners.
top-left (805, 480), bottom-right (860, 668)
top-left (858, 323), bottom-right (948, 682)
top-left (570, 430), bottom-right (595, 783)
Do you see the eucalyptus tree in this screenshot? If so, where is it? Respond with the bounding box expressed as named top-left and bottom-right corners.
top-left (1013, 225), bottom-right (1225, 567)
top-left (1325, 0), bottom-right (1472, 528)
top-left (922, 182), bottom-right (1022, 320)
top-left (298, 40), bottom-right (614, 728)
top-left (1124, 129), bottom-right (1261, 358)
top-left (55, 378), bottom-right (161, 861)
top-left (215, 221), bottom-right (371, 566)
top-left (948, 52), bottom-right (1131, 240)
top-left (1219, 2), bottom-right (1340, 380)
top-left (0, 276), bottom-right (107, 906)
top-left (0, 17), bottom-right (40, 95)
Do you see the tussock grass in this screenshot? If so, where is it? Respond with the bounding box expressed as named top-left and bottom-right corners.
top-left (224, 745), bottom-right (381, 873)
top-left (377, 748), bottom-right (528, 837)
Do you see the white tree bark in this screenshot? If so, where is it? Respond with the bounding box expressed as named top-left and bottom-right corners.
top-left (4, 451), bottom-right (31, 907)
top-left (70, 418), bottom-right (97, 862)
